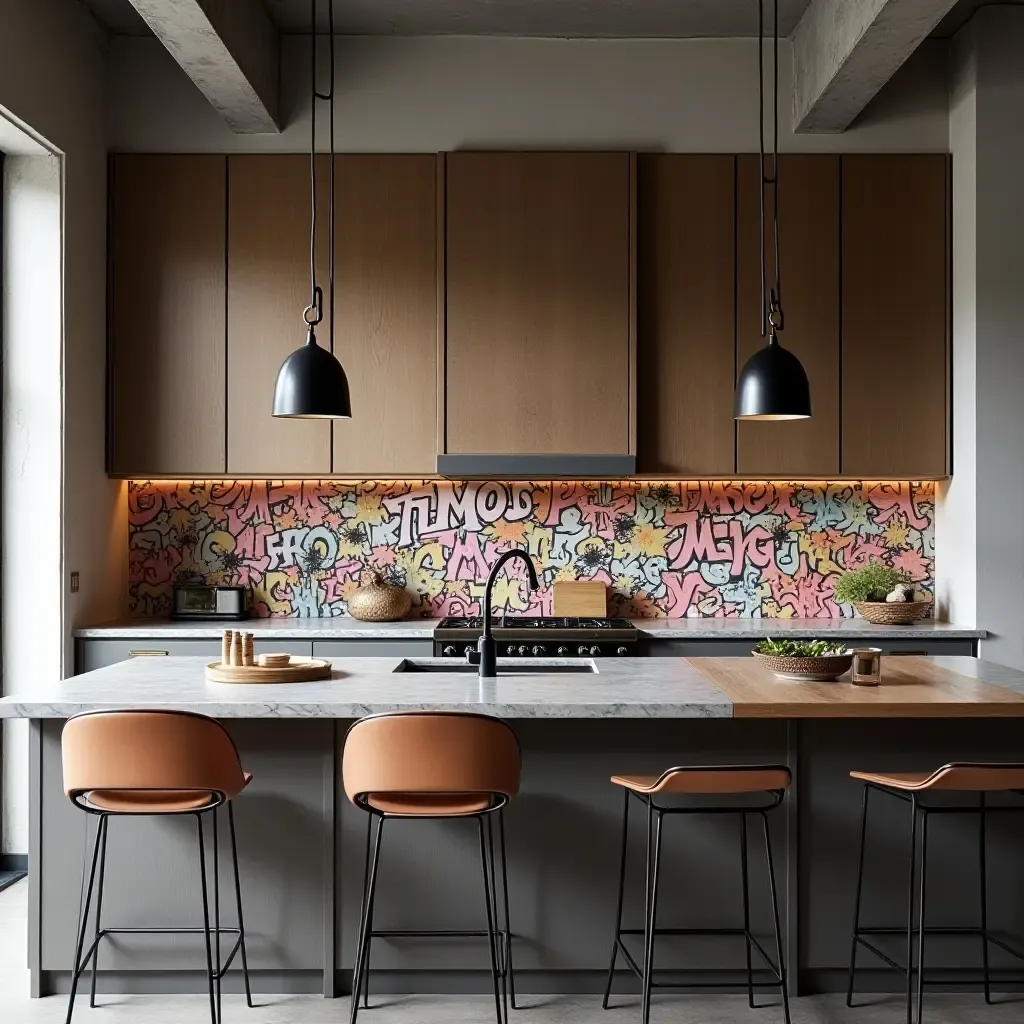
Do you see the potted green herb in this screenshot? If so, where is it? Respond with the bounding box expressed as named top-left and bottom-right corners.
top-left (834, 563), bottom-right (932, 624)
top-left (752, 638), bottom-right (853, 681)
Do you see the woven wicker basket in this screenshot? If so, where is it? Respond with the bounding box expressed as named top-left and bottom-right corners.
top-left (752, 650), bottom-right (853, 682)
top-left (853, 598), bottom-right (933, 625)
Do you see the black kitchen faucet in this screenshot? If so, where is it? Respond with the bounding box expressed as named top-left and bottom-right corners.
top-left (466, 549), bottom-right (540, 678)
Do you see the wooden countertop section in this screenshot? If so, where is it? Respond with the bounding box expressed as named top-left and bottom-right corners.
top-left (688, 657), bottom-right (1024, 718)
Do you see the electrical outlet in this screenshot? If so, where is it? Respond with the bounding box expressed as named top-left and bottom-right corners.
top-left (70, 571), bottom-right (80, 593)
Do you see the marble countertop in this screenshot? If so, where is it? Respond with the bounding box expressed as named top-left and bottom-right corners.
top-left (73, 616), bottom-right (986, 640)
top-left (0, 657), bottom-right (731, 720)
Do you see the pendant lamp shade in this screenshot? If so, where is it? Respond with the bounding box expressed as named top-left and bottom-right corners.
top-left (273, 329), bottom-right (352, 419)
top-left (735, 333), bottom-right (811, 421)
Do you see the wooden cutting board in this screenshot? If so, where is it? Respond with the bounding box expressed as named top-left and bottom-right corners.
top-left (552, 581), bottom-right (607, 617)
top-left (206, 658), bottom-right (332, 684)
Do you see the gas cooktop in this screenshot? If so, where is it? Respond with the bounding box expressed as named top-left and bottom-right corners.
top-left (437, 616), bottom-right (634, 631)
top-left (433, 616), bottom-right (639, 658)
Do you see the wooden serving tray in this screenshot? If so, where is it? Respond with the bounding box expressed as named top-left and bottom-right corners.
top-left (205, 658), bottom-right (333, 684)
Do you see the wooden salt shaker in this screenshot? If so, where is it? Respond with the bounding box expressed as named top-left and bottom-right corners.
top-left (230, 631), bottom-right (244, 667)
top-left (241, 632), bottom-right (255, 667)
top-left (222, 630), bottom-right (234, 666)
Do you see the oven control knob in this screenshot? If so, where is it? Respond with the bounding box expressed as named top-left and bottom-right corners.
top-left (557, 646), bottom-right (569, 656)
top-left (532, 645), bottom-right (546, 656)
top-left (578, 645), bottom-right (589, 656)
top-left (443, 645), bottom-right (457, 657)
top-left (506, 645), bottom-right (517, 655)
top-left (518, 645), bottom-right (529, 656)
top-left (617, 646), bottom-right (629, 656)
top-left (590, 646), bottom-right (602, 657)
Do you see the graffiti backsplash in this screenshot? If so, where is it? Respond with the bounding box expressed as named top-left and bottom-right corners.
top-left (128, 480), bottom-right (935, 619)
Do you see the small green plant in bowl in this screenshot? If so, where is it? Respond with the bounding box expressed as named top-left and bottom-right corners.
top-left (834, 564), bottom-right (911, 605)
top-left (754, 638), bottom-right (849, 658)
top-left (752, 637), bottom-right (853, 682)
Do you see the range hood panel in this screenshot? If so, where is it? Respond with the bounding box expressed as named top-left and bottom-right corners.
top-left (436, 454), bottom-right (637, 479)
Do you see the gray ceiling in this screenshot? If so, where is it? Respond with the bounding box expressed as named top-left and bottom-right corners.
top-left (77, 0), bottom-right (1016, 39)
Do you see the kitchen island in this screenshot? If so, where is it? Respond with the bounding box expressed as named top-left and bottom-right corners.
top-left (4, 655), bottom-right (1023, 1001)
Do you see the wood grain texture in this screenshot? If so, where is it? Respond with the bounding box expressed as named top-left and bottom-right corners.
top-left (841, 155), bottom-right (950, 477)
top-left (445, 152), bottom-right (631, 456)
top-left (690, 657), bottom-right (1024, 718)
top-left (737, 155), bottom-right (840, 476)
top-left (227, 155), bottom-right (331, 475)
top-left (636, 155), bottom-right (736, 475)
top-left (332, 155), bottom-right (438, 475)
top-left (552, 581), bottom-right (607, 617)
top-left (109, 155), bottom-right (227, 475)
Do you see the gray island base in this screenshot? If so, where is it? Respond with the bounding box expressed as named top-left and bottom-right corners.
top-left (5, 655), bottom-right (1023, 1001)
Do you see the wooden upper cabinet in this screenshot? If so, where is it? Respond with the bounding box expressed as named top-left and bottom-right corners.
top-left (636, 154), bottom-right (736, 476)
top-left (841, 155), bottom-right (949, 478)
top-left (444, 152), bottom-right (633, 456)
top-left (331, 155), bottom-right (438, 476)
top-left (227, 155), bottom-right (331, 476)
top-left (109, 155), bottom-right (226, 476)
top-left (737, 155), bottom-right (841, 477)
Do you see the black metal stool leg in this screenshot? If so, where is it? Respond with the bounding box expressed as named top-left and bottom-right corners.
top-left (602, 788), bottom-right (630, 1009)
top-left (487, 815), bottom-right (509, 1024)
top-left (359, 812), bottom-right (373, 1008)
top-left (478, 817), bottom-right (503, 1024)
top-left (213, 806), bottom-right (222, 1024)
top-left (741, 811), bottom-right (754, 1009)
top-left (761, 812), bottom-right (791, 1024)
top-left (641, 805), bottom-right (663, 1024)
top-left (66, 813), bottom-right (105, 1024)
top-left (979, 794), bottom-right (992, 1004)
top-left (499, 809), bottom-right (517, 1010)
top-left (350, 816), bottom-right (383, 1024)
top-left (846, 783), bottom-right (870, 1007)
top-left (227, 802), bottom-right (254, 1007)
top-left (916, 810), bottom-right (929, 1024)
top-left (196, 813), bottom-right (218, 1024)
top-left (89, 815), bottom-right (109, 1008)
top-left (904, 798), bottom-right (919, 1024)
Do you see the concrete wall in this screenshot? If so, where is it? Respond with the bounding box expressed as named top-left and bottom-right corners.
top-left (0, 0), bottom-right (124, 855)
top-left (108, 34), bottom-right (950, 153)
top-left (939, 6), bottom-right (1024, 669)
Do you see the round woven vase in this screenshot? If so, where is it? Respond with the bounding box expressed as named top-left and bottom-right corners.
top-left (347, 571), bottom-right (413, 622)
top-left (853, 599), bottom-right (932, 625)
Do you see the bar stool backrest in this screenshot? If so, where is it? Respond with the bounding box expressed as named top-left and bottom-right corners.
top-left (342, 712), bottom-right (521, 806)
top-left (923, 762), bottom-right (1024, 791)
top-left (62, 710), bottom-right (247, 806)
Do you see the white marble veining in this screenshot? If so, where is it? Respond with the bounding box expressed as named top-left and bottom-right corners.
top-left (72, 615), bottom-right (986, 640)
top-left (0, 657), bottom-right (731, 720)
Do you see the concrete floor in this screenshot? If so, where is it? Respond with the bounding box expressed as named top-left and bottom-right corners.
top-left (2, 879), bottom-right (1020, 1023)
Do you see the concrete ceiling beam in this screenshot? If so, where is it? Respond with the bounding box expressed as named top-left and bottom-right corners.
top-left (127, 0), bottom-right (281, 133)
top-left (792, 0), bottom-right (958, 133)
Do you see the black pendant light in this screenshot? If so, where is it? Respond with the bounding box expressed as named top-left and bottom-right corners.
top-left (735, 0), bottom-right (811, 421)
top-left (273, 0), bottom-right (351, 419)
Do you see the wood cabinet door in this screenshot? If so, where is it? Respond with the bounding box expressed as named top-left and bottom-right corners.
top-left (108, 155), bottom-right (226, 475)
top-left (445, 152), bottom-right (632, 456)
top-left (331, 155), bottom-right (439, 476)
top-left (227, 155), bottom-right (331, 476)
top-left (737, 155), bottom-right (841, 477)
top-left (841, 155), bottom-right (949, 478)
top-left (636, 154), bottom-right (736, 475)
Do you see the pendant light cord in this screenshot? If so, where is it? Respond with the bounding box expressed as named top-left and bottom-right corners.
top-left (759, 0), bottom-right (783, 340)
top-left (305, 0), bottom-right (336, 337)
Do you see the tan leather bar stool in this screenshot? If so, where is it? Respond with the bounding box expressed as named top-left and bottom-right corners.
top-left (602, 764), bottom-right (792, 1024)
top-left (847, 762), bottom-right (1024, 1024)
top-left (61, 710), bottom-right (254, 1024)
top-left (342, 711), bottom-right (520, 1024)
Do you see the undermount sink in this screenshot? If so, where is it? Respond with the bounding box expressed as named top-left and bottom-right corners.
top-left (393, 659), bottom-right (596, 674)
